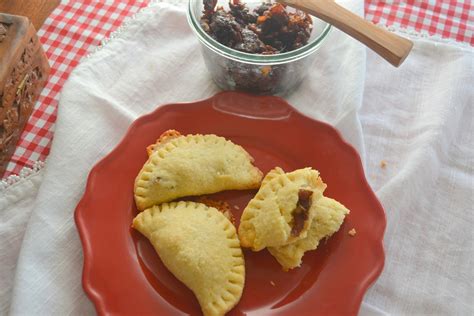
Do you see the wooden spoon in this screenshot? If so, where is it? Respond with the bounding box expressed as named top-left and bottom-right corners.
top-left (276, 0), bottom-right (413, 67)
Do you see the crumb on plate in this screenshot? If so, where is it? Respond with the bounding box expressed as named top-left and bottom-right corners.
top-left (348, 228), bottom-right (357, 237)
top-left (380, 160), bottom-right (387, 168)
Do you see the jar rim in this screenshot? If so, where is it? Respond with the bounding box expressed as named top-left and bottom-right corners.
top-left (187, 0), bottom-right (332, 65)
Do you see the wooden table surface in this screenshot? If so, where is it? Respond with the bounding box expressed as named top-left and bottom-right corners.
top-left (0, 0), bottom-right (60, 30)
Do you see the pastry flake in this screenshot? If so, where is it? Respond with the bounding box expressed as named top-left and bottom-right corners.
top-left (133, 201), bottom-right (245, 316)
top-left (134, 130), bottom-right (263, 210)
top-left (238, 167), bottom-right (326, 251)
top-left (268, 197), bottom-right (350, 271)
top-left (348, 228), bottom-right (357, 236)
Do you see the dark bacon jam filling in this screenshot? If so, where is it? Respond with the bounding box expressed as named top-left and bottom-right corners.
top-left (290, 188), bottom-right (313, 236)
top-left (200, 0), bottom-right (313, 54)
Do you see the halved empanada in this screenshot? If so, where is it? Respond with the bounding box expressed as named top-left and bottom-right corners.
top-left (134, 130), bottom-right (263, 210)
top-left (238, 167), bottom-right (327, 251)
top-left (133, 201), bottom-right (245, 316)
top-left (268, 197), bottom-right (350, 271)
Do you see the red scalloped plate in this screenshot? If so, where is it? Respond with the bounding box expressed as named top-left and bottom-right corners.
top-left (75, 92), bottom-right (385, 316)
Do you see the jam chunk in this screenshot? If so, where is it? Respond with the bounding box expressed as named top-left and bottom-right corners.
top-left (229, 0), bottom-right (258, 25)
top-left (234, 27), bottom-right (266, 53)
top-left (208, 9), bottom-right (243, 47)
top-left (291, 189), bottom-right (313, 237)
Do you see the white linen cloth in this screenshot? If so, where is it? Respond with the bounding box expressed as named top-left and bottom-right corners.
top-left (1, 1), bottom-right (472, 315)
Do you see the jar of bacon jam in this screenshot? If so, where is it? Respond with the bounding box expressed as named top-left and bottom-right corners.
top-left (187, 0), bottom-right (331, 95)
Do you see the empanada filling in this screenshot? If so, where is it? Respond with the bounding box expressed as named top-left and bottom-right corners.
top-left (290, 189), bottom-right (313, 236)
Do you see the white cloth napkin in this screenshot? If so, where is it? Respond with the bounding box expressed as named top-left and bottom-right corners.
top-left (1, 1), bottom-right (472, 315)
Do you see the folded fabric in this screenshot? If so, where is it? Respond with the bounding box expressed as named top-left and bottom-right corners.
top-left (0, 170), bottom-right (43, 315)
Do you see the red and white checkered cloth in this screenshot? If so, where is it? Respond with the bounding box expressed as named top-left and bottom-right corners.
top-left (3, 0), bottom-right (473, 178)
top-left (366, 0), bottom-right (474, 45)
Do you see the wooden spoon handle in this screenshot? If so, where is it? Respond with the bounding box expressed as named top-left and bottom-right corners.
top-left (278, 0), bottom-right (413, 67)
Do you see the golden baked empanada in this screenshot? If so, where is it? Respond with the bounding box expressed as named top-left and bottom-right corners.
top-left (238, 167), bottom-right (326, 251)
top-left (132, 201), bottom-right (245, 316)
top-left (134, 130), bottom-right (263, 210)
top-left (268, 197), bottom-right (349, 271)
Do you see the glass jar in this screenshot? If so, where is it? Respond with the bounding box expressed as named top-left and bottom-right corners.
top-left (187, 0), bottom-right (332, 95)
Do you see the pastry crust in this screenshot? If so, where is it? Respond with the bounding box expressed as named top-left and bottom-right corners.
top-left (133, 201), bottom-right (245, 316)
top-left (134, 130), bottom-right (263, 210)
top-left (146, 129), bottom-right (182, 156)
top-left (238, 167), bottom-right (326, 251)
top-left (268, 197), bottom-right (349, 271)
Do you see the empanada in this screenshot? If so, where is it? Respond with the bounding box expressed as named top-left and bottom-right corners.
top-left (238, 167), bottom-right (327, 251)
top-left (134, 130), bottom-right (263, 210)
top-left (132, 201), bottom-right (245, 316)
top-left (268, 197), bottom-right (349, 271)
